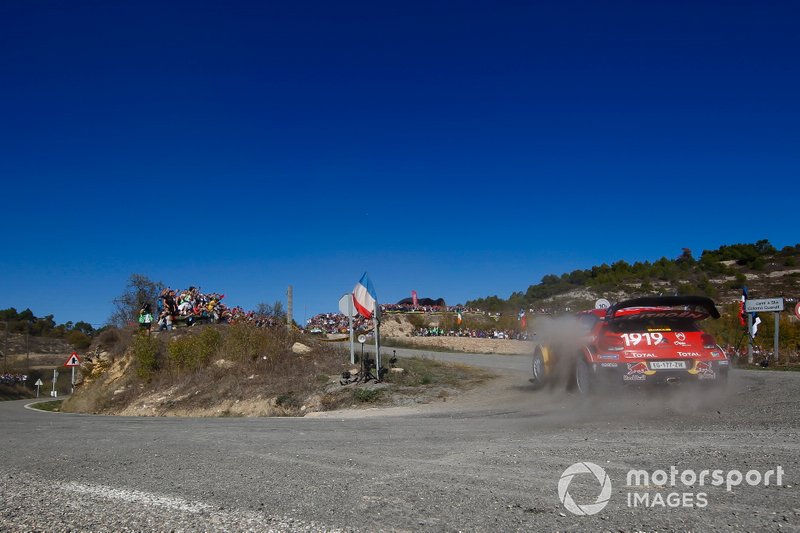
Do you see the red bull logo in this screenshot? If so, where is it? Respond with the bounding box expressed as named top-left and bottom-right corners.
top-left (628, 362), bottom-right (648, 374)
top-left (689, 360), bottom-right (716, 379)
top-left (624, 362), bottom-right (655, 381)
top-left (696, 361), bottom-right (711, 372)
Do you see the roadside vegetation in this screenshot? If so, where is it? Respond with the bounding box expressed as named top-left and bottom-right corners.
top-left (0, 383), bottom-right (32, 401)
top-left (467, 240), bottom-right (800, 313)
top-left (29, 400), bottom-right (62, 412)
top-left (320, 356), bottom-right (492, 410)
top-left (63, 323), bottom-right (491, 416)
top-left (464, 240), bottom-right (800, 363)
top-left (0, 307), bottom-right (96, 350)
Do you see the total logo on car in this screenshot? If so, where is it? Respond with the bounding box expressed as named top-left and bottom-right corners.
top-left (530, 296), bottom-right (729, 395)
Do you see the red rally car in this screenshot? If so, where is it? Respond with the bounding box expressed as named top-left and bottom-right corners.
top-left (530, 296), bottom-right (729, 394)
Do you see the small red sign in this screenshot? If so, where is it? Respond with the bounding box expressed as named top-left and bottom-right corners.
top-left (64, 352), bottom-right (80, 367)
top-left (795, 302), bottom-right (800, 321)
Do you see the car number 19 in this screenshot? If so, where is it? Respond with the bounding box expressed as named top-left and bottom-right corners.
top-left (621, 332), bottom-right (664, 347)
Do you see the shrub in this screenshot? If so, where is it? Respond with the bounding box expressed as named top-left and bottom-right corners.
top-left (405, 313), bottom-right (426, 329)
top-left (97, 328), bottom-right (120, 349)
top-left (221, 321), bottom-right (288, 362)
top-left (66, 330), bottom-right (92, 349)
top-left (275, 392), bottom-right (301, 409)
top-left (131, 333), bottom-right (161, 380)
top-left (168, 327), bottom-right (221, 371)
top-left (354, 388), bottom-right (381, 403)
top-left (221, 322), bottom-right (264, 361)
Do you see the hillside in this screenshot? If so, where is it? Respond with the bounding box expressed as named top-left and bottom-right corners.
top-left (0, 333), bottom-right (72, 356)
top-left (61, 324), bottom-right (491, 417)
top-left (467, 240), bottom-right (800, 313)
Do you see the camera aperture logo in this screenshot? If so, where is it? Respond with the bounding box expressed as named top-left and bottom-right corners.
top-left (558, 462), bottom-right (785, 515)
top-left (558, 462), bottom-right (612, 516)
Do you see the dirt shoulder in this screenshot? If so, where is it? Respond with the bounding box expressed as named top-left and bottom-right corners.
top-left (307, 367), bottom-right (519, 418)
top-left (384, 335), bottom-right (533, 355)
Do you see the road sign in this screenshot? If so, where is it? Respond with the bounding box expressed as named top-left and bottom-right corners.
top-left (745, 297), bottom-right (784, 313)
top-left (64, 352), bottom-right (81, 366)
top-left (795, 302), bottom-right (800, 320)
top-left (595, 298), bottom-right (611, 310)
top-left (34, 378), bottom-right (43, 386)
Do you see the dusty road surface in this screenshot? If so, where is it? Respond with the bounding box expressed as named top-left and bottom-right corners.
top-left (1, 349), bottom-right (799, 532)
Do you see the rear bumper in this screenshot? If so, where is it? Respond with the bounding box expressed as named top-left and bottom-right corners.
top-left (593, 359), bottom-right (729, 386)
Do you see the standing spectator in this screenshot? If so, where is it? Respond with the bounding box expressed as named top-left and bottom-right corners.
top-left (138, 303), bottom-right (153, 334)
top-left (159, 290), bottom-right (178, 331)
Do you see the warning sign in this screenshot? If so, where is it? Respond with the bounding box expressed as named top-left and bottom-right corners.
top-left (64, 352), bottom-right (81, 367)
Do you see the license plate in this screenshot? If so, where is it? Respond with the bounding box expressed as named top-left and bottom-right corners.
top-left (649, 361), bottom-right (687, 370)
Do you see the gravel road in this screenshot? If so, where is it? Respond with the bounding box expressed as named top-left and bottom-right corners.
top-left (1, 349), bottom-right (799, 532)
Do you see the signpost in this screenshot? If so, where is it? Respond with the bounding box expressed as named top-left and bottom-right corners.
top-left (51, 368), bottom-right (58, 397)
top-left (595, 299), bottom-right (611, 310)
top-left (745, 298), bottom-right (784, 363)
top-left (34, 378), bottom-right (43, 398)
top-left (745, 298), bottom-right (784, 313)
top-left (64, 352), bottom-right (80, 394)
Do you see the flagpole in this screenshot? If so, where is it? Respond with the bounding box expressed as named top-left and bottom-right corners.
top-left (353, 272), bottom-right (380, 380)
top-left (374, 307), bottom-right (381, 380)
top-left (348, 297), bottom-right (355, 366)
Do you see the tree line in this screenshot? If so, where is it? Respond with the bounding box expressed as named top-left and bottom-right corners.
top-left (467, 240), bottom-right (800, 313)
top-left (0, 307), bottom-right (96, 349)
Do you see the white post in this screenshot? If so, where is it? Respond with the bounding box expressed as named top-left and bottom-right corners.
top-left (71, 366), bottom-right (75, 394)
top-left (774, 312), bottom-right (780, 363)
top-left (747, 313), bottom-right (753, 364)
top-left (373, 310), bottom-right (381, 378)
top-left (348, 297), bottom-right (355, 365)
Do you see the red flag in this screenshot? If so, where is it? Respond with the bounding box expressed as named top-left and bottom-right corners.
top-left (739, 287), bottom-right (747, 327)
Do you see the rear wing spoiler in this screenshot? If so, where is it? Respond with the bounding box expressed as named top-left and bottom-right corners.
top-left (605, 296), bottom-right (721, 320)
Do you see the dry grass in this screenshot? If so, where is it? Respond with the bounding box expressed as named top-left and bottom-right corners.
top-left (317, 356), bottom-right (493, 412)
top-left (63, 325), bottom-right (493, 417)
top-left (65, 324), bottom-right (352, 416)
top-left (0, 384), bottom-right (33, 401)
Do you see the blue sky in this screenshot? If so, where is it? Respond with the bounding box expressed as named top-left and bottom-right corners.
top-left (1, 1), bottom-right (798, 327)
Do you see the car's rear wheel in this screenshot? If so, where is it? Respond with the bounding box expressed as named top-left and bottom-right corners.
top-left (575, 357), bottom-right (594, 396)
top-left (531, 349), bottom-right (547, 389)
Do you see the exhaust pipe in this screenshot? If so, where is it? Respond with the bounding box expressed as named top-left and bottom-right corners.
top-left (666, 377), bottom-right (679, 384)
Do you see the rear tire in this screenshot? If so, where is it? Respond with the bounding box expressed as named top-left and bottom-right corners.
top-left (575, 357), bottom-right (594, 396)
top-left (531, 350), bottom-right (547, 390)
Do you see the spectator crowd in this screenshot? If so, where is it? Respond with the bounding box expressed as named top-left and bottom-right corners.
top-left (413, 327), bottom-right (532, 341)
top-left (380, 303), bottom-right (484, 314)
top-left (0, 373), bottom-right (28, 385)
top-left (304, 303), bottom-right (534, 341)
top-left (305, 312), bottom-right (370, 334)
top-left (141, 286), bottom-right (285, 333)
